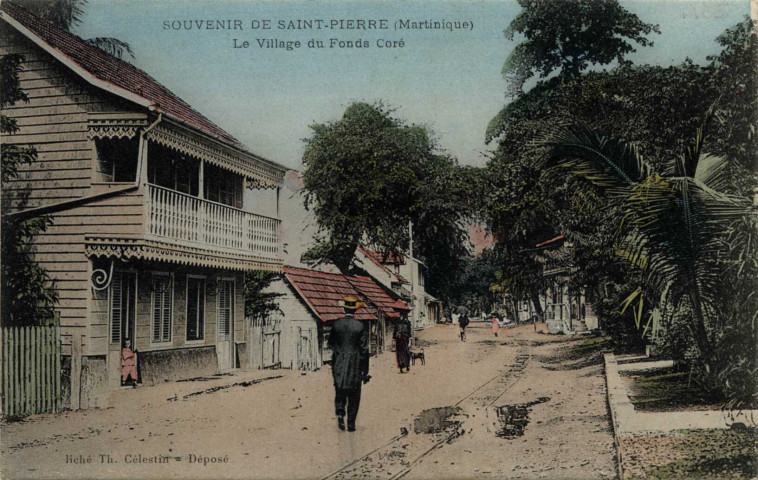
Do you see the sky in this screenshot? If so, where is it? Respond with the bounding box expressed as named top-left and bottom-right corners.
top-left (73, 0), bottom-right (750, 171)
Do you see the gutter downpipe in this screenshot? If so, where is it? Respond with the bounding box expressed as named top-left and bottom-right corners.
top-left (4, 113), bottom-right (163, 222)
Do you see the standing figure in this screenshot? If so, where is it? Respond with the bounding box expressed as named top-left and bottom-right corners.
top-left (328, 296), bottom-right (371, 432)
top-left (120, 340), bottom-right (138, 386)
top-left (491, 313), bottom-right (501, 338)
top-left (459, 314), bottom-right (469, 342)
top-left (394, 316), bottom-right (411, 373)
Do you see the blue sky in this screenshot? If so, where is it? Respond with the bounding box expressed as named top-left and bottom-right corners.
top-left (74, 0), bottom-right (750, 170)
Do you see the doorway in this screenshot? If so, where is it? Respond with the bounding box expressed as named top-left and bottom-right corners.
top-left (216, 279), bottom-right (235, 370)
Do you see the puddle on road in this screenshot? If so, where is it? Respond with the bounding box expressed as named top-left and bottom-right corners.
top-left (494, 397), bottom-right (550, 438)
top-left (413, 406), bottom-right (462, 434)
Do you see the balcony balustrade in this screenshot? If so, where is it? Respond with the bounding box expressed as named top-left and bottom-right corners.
top-left (146, 184), bottom-right (279, 259)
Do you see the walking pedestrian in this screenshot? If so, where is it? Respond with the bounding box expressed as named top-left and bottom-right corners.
top-left (491, 313), bottom-right (500, 338)
top-left (459, 313), bottom-right (469, 342)
top-left (394, 316), bottom-right (411, 373)
top-left (328, 296), bottom-right (371, 432)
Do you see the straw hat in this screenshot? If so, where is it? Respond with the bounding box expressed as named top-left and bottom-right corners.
top-left (338, 295), bottom-right (364, 310)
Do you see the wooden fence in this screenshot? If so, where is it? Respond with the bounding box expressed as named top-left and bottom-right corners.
top-left (2, 325), bottom-right (61, 417)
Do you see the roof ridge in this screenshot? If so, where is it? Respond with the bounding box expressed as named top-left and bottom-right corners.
top-left (1, 1), bottom-right (244, 148)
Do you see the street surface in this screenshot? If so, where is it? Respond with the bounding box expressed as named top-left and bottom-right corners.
top-left (1, 324), bottom-right (616, 479)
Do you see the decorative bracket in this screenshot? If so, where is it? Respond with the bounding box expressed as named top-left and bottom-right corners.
top-left (91, 259), bottom-right (115, 291)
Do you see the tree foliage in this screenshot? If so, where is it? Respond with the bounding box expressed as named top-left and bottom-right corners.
top-left (502, 0), bottom-right (658, 95)
top-left (244, 271), bottom-right (283, 320)
top-left (302, 102), bottom-right (471, 299)
top-left (1, 54), bottom-right (57, 326)
top-left (542, 107), bottom-right (752, 394)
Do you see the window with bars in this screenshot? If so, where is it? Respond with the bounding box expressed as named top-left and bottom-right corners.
top-left (186, 277), bottom-right (205, 342)
top-left (217, 280), bottom-right (233, 338)
top-left (152, 274), bottom-right (173, 343)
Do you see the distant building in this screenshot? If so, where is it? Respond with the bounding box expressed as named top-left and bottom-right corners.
top-left (354, 248), bottom-right (441, 331)
top-left (534, 235), bottom-right (598, 334)
top-left (262, 266), bottom-right (410, 371)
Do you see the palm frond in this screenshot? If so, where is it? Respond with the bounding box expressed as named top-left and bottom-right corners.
top-left (694, 154), bottom-right (731, 192)
top-left (540, 125), bottom-right (653, 195)
top-left (673, 95), bottom-right (723, 178)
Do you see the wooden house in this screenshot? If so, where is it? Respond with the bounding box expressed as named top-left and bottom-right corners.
top-left (0, 3), bottom-right (287, 408)
top-left (534, 235), bottom-right (598, 334)
top-left (264, 267), bottom-right (376, 371)
top-left (347, 274), bottom-right (410, 353)
top-left (354, 247), bottom-right (440, 331)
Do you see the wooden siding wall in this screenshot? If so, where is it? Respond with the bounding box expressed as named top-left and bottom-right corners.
top-left (90, 267), bottom-right (244, 356)
top-left (1, 26), bottom-right (145, 355)
top-left (263, 280), bottom-right (322, 370)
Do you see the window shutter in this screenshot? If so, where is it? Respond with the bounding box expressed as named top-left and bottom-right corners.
top-left (152, 277), bottom-right (162, 342)
top-left (163, 277), bottom-right (172, 343)
top-left (111, 273), bottom-right (123, 344)
top-left (187, 280), bottom-right (197, 340)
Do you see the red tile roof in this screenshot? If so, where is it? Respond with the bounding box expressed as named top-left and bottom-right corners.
top-left (363, 249), bottom-right (405, 265)
top-left (283, 266), bottom-right (376, 323)
top-left (348, 275), bottom-right (409, 319)
top-left (357, 247), bottom-right (407, 283)
top-left (536, 234), bottom-right (566, 248)
top-left (1, 2), bottom-right (241, 147)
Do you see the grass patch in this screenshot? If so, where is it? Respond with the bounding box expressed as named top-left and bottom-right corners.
top-left (623, 369), bottom-right (723, 412)
top-left (623, 429), bottom-right (758, 480)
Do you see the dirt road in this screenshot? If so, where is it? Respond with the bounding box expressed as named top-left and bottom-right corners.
top-left (1, 324), bottom-right (616, 479)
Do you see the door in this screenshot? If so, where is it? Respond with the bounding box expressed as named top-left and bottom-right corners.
top-left (262, 317), bottom-right (281, 368)
top-left (296, 326), bottom-right (320, 371)
top-left (216, 279), bottom-right (234, 370)
top-left (111, 271), bottom-right (137, 348)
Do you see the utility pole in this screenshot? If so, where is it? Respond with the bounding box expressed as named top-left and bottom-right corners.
top-left (408, 220), bottom-right (415, 332)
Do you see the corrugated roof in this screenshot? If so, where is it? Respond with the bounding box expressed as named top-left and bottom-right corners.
top-left (348, 275), bottom-right (409, 319)
top-left (1, 1), bottom-right (242, 147)
top-left (283, 266), bottom-right (376, 323)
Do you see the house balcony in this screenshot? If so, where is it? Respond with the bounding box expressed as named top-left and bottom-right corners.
top-left (146, 184), bottom-right (279, 258)
top-left (84, 183), bottom-right (282, 272)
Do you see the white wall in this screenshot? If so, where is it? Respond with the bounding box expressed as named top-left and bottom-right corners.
top-left (264, 279), bottom-right (322, 370)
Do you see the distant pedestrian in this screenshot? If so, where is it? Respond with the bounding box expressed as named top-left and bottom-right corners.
top-left (394, 316), bottom-right (412, 373)
top-left (459, 313), bottom-right (469, 342)
top-left (491, 314), bottom-right (500, 338)
top-left (328, 296), bottom-right (371, 432)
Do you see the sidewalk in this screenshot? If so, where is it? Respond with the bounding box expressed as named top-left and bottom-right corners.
top-left (604, 353), bottom-right (758, 480)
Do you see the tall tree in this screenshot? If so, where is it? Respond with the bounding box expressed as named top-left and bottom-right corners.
top-left (501, 0), bottom-right (658, 96)
top-left (301, 102), bottom-right (471, 298)
top-left (542, 111), bottom-right (752, 391)
top-left (302, 102), bottom-right (426, 272)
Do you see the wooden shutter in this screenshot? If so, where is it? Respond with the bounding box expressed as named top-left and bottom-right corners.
top-left (111, 273), bottom-right (123, 344)
top-left (218, 280), bottom-right (231, 336)
top-left (162, 277), bottom-right (172, 343)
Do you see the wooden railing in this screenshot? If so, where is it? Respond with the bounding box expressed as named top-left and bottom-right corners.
top-left (2, 325), bottom-right (61, 417)
top-left (146, 184), bottom-right (280, 258)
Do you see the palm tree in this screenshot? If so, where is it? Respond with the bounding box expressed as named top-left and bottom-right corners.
top-left (540, 109), bottom-right (752, 388)
top-left (13, 0), bottom-right (134, 60)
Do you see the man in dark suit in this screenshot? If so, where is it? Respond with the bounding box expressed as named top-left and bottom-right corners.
top-left (328, 296), bottom-right (370, 432)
